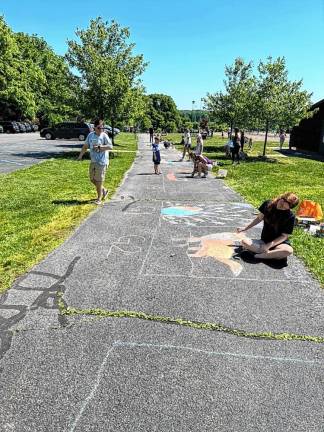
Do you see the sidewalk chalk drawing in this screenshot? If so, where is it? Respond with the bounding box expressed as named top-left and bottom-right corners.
top-left (161, 203), bottom-right (253, 227)
top-left (107, 235), bottom-right (145, 257)
top-left (161, 206), bottom-right (202, 217)
top-left (172, 232), bottom-right (247, 276)
top-left (167, 171), bottom-right (177, 181)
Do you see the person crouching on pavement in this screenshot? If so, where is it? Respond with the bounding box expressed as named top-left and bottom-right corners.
top-left (235, 192), bottom-right (299, 264)
top-left (77, 119), bottom-right (113, 205)
top-left (190, 153), bottom-right (213, 178)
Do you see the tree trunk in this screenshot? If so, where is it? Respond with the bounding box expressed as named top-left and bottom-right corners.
top-left (263, 120), bottom-right (269, 157)
top-left (111, 117), bottom-right (115, 145)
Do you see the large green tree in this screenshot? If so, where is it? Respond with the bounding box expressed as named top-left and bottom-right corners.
top-left (66, 17), bottom-right (147, 141)
top-left (0, 17), bottom-right (37, 119)
top-left (14, 32), bottom-right (78, 125)
top-left (256, 56), bottom-right (311, 155)
top-left (146, 94), bottom-right (181, 132)
top-left (204, 58), bottom-right (255, 132)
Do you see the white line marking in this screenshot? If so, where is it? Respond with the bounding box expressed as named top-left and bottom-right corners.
top-left (0, 159), bottom-right (25, 165)
top-left (138, 202), bottom-right (162, 275)
top-left (161, 169), bottom-right (166, 193)
top-left (114, 341), bottom-right (322, 366)
top-left (68, 347), bottom-right (114, 432)
top-left (139, 273), bottom-right (311, 283)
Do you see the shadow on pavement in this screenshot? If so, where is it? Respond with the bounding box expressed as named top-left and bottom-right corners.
top-left (240, 251), bottom-right (288, 269)
top-left (137, 173), bottom-right (155, 176)
top-left (278, 149), bottom-right (324, 162)
top-left (55, 144), bottom-right (83, 149)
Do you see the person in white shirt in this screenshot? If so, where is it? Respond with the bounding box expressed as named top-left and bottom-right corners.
top-left (77, 119), bottom-right (113, 205)
top-left (279, 130), bottom-right (286, 150)
top-left (180, 129), bottom-right (192, 161)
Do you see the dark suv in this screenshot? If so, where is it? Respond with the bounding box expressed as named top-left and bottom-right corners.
top-left (40, 122), bottom-right (91, 141)
top-left (0, 121), bottom-right (20, 133)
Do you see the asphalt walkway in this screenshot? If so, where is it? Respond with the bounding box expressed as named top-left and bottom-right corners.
top-left (0, 134), bottom-right (323, 431)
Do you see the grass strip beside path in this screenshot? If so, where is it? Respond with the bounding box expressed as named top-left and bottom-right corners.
top-left (0, 133), bottom-right (137, 293)
top-left (167, 133), bottom-right (324, 286)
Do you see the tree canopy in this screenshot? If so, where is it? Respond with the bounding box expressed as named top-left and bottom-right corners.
top-left (0, 16), bottom-right (77, 124)
top-left (145, 94), bottom-right (182, 132)
top-left (204, 56), bottom-right (312, 154)
top-left (66, 17), bottom-right (147, 139)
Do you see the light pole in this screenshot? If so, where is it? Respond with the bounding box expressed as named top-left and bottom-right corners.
top-left (156, 99), bottom-right (161, 130)
top-left (192, 100), bottom-right (195, 125)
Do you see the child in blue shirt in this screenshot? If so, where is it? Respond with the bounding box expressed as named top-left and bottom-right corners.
top-left (152, 136), bottom-right (161, 174)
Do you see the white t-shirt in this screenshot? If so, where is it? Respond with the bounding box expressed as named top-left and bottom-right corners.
top-left (185, 132), bottom-right (191, 146)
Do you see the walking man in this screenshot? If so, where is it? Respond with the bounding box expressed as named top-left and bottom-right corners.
top-left (149, 126), bottom-right (154, 143)
top-left (77, 119), bottom-right (113, 205)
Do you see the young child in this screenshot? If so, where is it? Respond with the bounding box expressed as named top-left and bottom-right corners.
top-left (152, 136), bottom-right (161, 174)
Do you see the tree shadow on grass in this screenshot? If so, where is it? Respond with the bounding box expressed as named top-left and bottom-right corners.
top-left (12, 151), bottom-right (86, 160)
top-left (242, 156), bottom-right (279, 164)
top-left (203, 146), bottom-right (280, 164)
top-left (52, 199), bottom-right (94, 206)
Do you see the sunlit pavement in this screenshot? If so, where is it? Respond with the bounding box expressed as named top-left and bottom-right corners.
top-left (0, 134), bottom-right (323, 432)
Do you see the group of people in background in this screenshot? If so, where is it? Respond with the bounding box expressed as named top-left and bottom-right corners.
top-left (226, 128), bottom-right (253, 164)
top-left (148, 127), bottom-right (298, 266)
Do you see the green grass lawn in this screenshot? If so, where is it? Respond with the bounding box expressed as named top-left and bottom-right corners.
top-left (0, 132), bottom-right (137, 293)
top-left (166, 133), bottom-right (324, 286)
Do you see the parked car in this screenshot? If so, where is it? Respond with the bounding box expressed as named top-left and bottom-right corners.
top-left (24, 122), bottom-right (33, 132)
top-left (104, 125), bottom-right (120, 137)
top-left (0, 121), bottom-right (20, 133)
top-left (40, 122), bottom-right (92, 141)
top-left (0, 125), bottom-right (3, 133)
top-left (17, 122), bottom-right (27, 133)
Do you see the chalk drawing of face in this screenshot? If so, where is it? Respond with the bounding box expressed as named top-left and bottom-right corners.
top-left (187, 232), bottom-right (247, 277)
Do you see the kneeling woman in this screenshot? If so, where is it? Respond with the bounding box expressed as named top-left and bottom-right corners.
top-left (236, 192), bottom-right (299, 260)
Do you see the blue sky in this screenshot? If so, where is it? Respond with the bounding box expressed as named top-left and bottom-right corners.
top-left (1, 0), bottom-right (324, 109)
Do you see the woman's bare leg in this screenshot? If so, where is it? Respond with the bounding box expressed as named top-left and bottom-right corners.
top-left (241, 238), bottom-right (264, 253)
top-left (255, 244), bottom-right (293, 260)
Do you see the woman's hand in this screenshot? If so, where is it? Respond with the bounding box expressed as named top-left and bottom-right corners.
top-left (236, 227), bottom-right (246, 233)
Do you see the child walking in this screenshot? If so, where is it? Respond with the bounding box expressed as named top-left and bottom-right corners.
top-left (152, 136), bottom-right (161, 174)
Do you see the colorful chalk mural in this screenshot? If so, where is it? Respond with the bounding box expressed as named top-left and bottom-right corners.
top-left (187, 232), bottom-right (247, 276)
top-left (171, 232), bottom-right (248, 276)
top-left (161, 206), bottom-right (202, 217)
top-left (161, 203), bottom-right (253, 227)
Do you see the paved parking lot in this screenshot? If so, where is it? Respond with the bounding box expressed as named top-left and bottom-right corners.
top-left (0, 132), bottom-right (83, 174)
